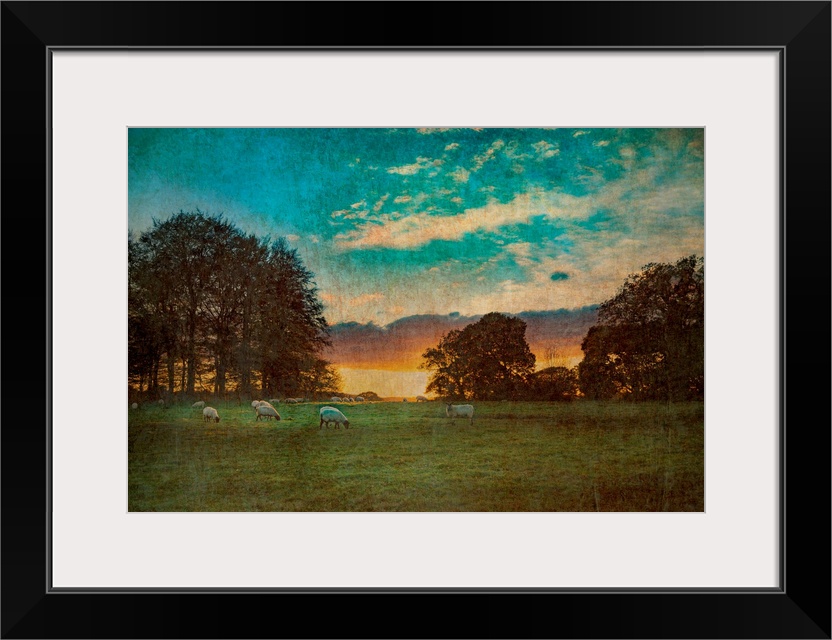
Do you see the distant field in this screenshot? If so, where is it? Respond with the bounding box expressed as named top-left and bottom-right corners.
top-left (128, 400), bottom-right (704, 512)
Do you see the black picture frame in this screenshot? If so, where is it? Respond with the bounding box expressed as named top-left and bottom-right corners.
top-left (2, 2), bottom-right (829, 638)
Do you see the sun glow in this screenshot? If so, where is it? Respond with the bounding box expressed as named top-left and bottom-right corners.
top-left (337, 368), bottom-right (429, 399)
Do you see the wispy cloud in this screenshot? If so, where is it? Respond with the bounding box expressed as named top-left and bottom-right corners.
top-left (416, 128), bottom-right (453, 135)
top-left (334, 190), bottom-right (586, 250)
top-left (373, 194), bottom-right (390, 212)
top-left (387, 157), bottom-right (443, 175)
top-left (532, 140), bottom-right (559, 160)
top-left (444, 142), bottom-right (460, 151)
top-left (471, 140), bottom-right (505, 171)
top-left (450, 167), bottom-right (470, 183)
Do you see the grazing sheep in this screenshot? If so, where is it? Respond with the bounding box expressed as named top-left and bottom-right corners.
top-left (130, 402), bottom-right (138, 410)
top-left (416, 396), bottom-right (428, 402)
top-left (331, 397), bottom-right (342, 403)
top-left (202, 407), bottom-right (221, 423)
top-left (354, 397), bottom-right (365, 403)
top-left (192, 400), bottom-right (205, 409)
top-left (269, 398), bottom-right (281, 405)
top-left (445, 403), bottom-right (474, 425)
top-left (286, 398), bottom-right (298, 404)
top-left (320, 406), bottom-right (350, 429)
top-left (255, 404), bottom-right (281, 421)
top-left (251, 400), bottom-right (261, 409)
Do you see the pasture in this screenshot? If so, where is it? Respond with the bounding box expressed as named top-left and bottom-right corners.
top-left (128, 400), bottom-right (704, 512)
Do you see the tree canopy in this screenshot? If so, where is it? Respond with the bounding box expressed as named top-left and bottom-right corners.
top-left (578, 255), bottom-right (704, 401)
top-left (420, 312), bottom-right (536, 400)
top-left (128, 210), bottom-right (338, 398)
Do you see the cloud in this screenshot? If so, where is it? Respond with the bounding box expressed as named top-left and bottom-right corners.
top-left (387, 156), bottom-right (443, 175)
top-left (532, 140), bottom-right (559, 160)
top-left (450, 196), bottom-right (463, 203)
top-left (471, 140), bottom-right (505, 171)
top-left (450, 167), bottom-right (470, 183)
top-left (373, 194), bottom-right (390, 212)
top-left (416, 128), bottom-right (453, 135)
top-left (285, 234), bottom-right (300, 242)
top-left (573, 130), bottom-right (589, 138)
top-left (334, 189), bottom-right (588, 250)
top-left (444, 142), bottom-right (460, 151)
top-left (393, 195), bottom-right (412, 204)
top-left (594, 140), bottom-right (610, 147)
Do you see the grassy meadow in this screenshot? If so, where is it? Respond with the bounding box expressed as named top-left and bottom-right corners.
top-left (128, 399), bottom-right (704, 512)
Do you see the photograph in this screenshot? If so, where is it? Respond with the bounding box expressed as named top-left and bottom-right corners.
top-left (128, 126), bottom-right (705, 512)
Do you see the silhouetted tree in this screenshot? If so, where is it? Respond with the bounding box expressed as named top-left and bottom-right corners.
top-left (578, 255), bottom-right (704, 401)
top-left (128, 211), bottom-right (330, 399)
top-left (527, 366), bottom-right (580, 401)
top-left (421, 312), bottom-right (536, 400)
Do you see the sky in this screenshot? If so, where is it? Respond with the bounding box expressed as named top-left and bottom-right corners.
top-left (128, 127), bottom-right (704, 396)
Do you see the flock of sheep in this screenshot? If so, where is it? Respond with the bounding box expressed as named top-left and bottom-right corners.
top-left (131, 397), bottom-right (475, 428)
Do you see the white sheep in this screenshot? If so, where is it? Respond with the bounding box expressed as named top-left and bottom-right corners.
top-left (331, 396), bottom-right (342, 403)
top-left (286, 398), bottom-right (298, 404)
top-left (416, 396), bottom-right (428, 402)
top-left (203, 407), bottom-right (221, 423)
top-left (269, 398), bottom-right (281, 405)
top-left (255, 404), bottom-right (281, 421)
top-left (445, 403), bottom-right (474, 425)
top-left (320, 406), bottom-right (350, 429)
top-left (192, 400), bottom-right (205, 409)
top-left (354, 397), bottom-right (365, 403)
top-left (130, 402), bottom-right (138, 410)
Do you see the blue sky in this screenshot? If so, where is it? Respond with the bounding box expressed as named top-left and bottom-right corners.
top-left (129, 127), bottom-right (704, 328)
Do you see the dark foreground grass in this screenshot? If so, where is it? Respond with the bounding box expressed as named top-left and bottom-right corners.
top-left (128, 400), bottom-right (704, 512)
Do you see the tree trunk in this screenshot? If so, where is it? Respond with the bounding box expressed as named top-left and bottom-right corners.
top-left (186, 311), bottom-right (196, 394)
top-left (167, 351), bottom-right (176, 394)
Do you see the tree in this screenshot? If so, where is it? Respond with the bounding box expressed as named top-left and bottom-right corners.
top-left (527, 366), bottom-right (580, 401)
top-left (578, 255), bottom-right (704, 401)
top-left (420, 312), bottom-right (536, 400)
top-left (128, 211), bottom-right (331, 399)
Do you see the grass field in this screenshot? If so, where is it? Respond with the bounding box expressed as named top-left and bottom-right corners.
top-left (128, 400), bottom-right (704, 512)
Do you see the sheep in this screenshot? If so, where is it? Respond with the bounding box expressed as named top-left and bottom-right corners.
top-left (255, 404), bottom-right (281, 421)
top-left (202, 407), bottom-right (221, 423)
top-left (130, 402), bottom-right (138, 410)
top-left (251, 400), bottom-right (261, 409)
top-left (269, 398), bottom-right (281, 405)
top-left (445, 403), bottom-right (474, 425)
top-left (192, 400), bottom-right (205, 409)
top-left (320, 406), bottom-right (350, 429)
top-left (331, 396), bottom-right (342, 403)
top-left (286, 398), bottom-right (299, 404)
top-left (416, 396), bottom-right (428, 402)
top-left (354, 397), bottom-right (365, 403)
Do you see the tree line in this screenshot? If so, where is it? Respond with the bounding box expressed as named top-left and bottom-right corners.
top-left (128, 211), bottom-right (341, 400)
top-left (421, 255), bottom-right (705, 402)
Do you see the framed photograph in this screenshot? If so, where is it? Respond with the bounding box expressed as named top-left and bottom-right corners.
top-left (3, 2), bottom-right (829, 638)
